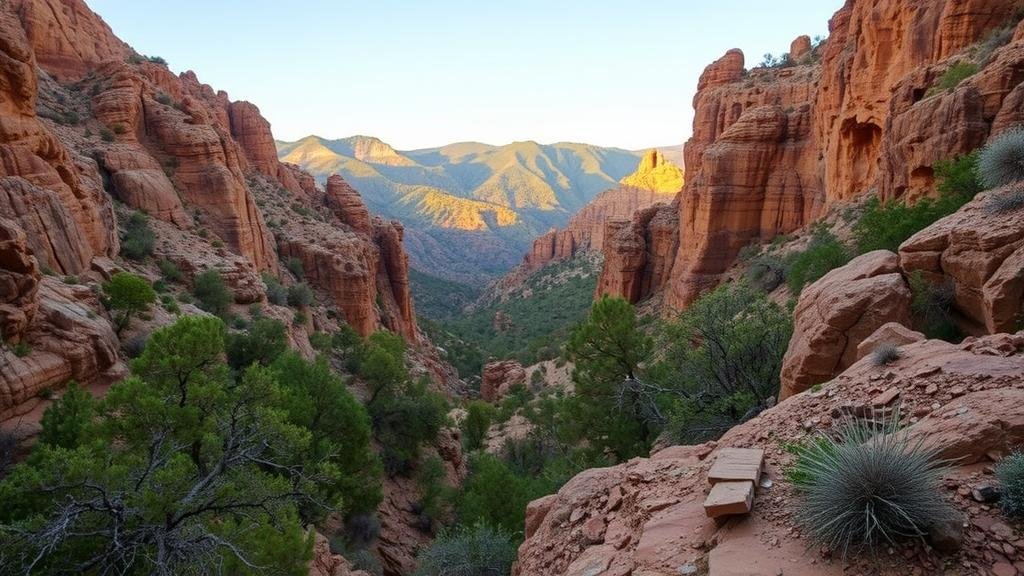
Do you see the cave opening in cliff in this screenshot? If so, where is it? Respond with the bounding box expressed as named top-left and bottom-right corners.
top-left (840, 119), bottom-right (882, 196)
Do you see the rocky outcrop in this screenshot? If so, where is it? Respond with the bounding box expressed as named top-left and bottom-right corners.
top-left (601, 0), bottom-right (1024, 310)
top-left (899, 187), bottom-right (1024, 335)
top-left (326, 175), bottom-right (372, 235)
top-left (0, 10), bottom-right (117, 273)
top-left (308, 531), bottom-right (369, 576)
top-left (97, 148), bottom-right (190, 226)
top-left (855, 321), bottom-right (926, 361)
top-left (480, 359), bottom-right (526, 402)
top-left (515, 331), bottom-right (1024, 576)
top-left (595, 201), bottom-right (678, 303)
top-left (1, 278), bottom-right (124, 420)
top-left (521, 152), bottom-right (681, 272)
top-left (10, 0), bottom-right (129, 81)
top-left (779, 251), bottom-right (912, 400)
top-left (0, 217), bottom-right (40, 342)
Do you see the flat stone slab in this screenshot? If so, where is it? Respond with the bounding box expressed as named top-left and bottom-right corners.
top-left (707, 447), bottom-right (764, 484)
top-left (704, 480), bottom-right (754, 518)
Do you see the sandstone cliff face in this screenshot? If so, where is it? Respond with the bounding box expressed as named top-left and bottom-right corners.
top-left (601, 0), bottom-right (1024, 310)
top-left (0, 0), bottom-right (424, 423)
top-left (515, 331), bottom-right (1024, 576)
top-left (522, 151), bottom-right (681, 272)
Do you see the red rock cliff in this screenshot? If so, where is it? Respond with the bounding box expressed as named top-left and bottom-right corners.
top-left (599, 0), bottom-right (1024, 310)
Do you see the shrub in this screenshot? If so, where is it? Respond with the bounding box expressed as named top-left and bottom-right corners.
top-left (996, 452), bottom-right (1024, 519)
top-left (109, 122), bottom-right (128, 135)
top-left (102, 271), bottom-right (156, 335)
top-left (456, 454), bottom-right (546, 537)
top-left (854, 152), bottom-right (981, 254)
top-left (272, 352), bottom-right (383, 517)
top-left (120, 212), bottom-right (155, 261)
top-left (986, 186), bottom-right (1024, 214)
top-left (744, 253), bottom-right (787, 293)
top-left (342, 514), bottom-right (381, 549)
top-left (657, 281), bottom-right (792, 443)
top-left (157, 259), bottom-right (182, 282)
top-left (413, 523), bottom-right (517, 576)
top-left (147, 55), bottom-right (168, 65)
top-left (790, 417), bottom-right (953, 556)
top-left (370, 378), bottom-right (449, 476)
top-left (416, 455), bottom-right (454, 529)
top-left (262, 273), bottom-right (287, 305)
top-left (286, 256), bottom-right (304, 278)
top-left (0, 428), bottom-right (18, 479)
top-left (927, 61), bottom-right (978, 96)
top-left (871, 343), bottom-right (902, 366)
top-left (979, 128), bottom-right (1024, 189)
top-left (462, 401), bottom-right (494, 452)
top-left (225, 317), bottom-right (288, 370)
top-left (38, 383), bottom-right (94, 449)
top-left (99, 128), bottom-right (114, 142)
top-left (287, 282), bottom-right (313, 308)
top-left (192, 269), bottom-right (233, 317)
top-left (155, 92), bottom-right (173, 106)
top-left (785, 226), bottom-right (851, 295)
top-left (908, 271), bottom-right (960, 341)
top-left (565, 296), bottom-right (655, 459)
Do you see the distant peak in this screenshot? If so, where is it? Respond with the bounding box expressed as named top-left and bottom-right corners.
top-left (620, 150), bottom-right (684, 193)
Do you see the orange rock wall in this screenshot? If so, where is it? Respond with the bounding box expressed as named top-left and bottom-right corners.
top-left (600, 0), bottom-right (1024, 310)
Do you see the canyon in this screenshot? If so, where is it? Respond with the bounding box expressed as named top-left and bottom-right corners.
top-left (1, 0), bottom-right (1024, 575)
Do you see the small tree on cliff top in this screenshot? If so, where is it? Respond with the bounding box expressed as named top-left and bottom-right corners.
top-left (102, 271), bottom-right (156, 335)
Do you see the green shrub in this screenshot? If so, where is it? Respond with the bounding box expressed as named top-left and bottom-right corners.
top-left (102, 271), bottom-right (156, 335)
top-left (854, 152), bottom-right (981, 254)
top-left (413, 523), bottom-right (517, 576)
top-left (996, 452), bottom-right (1024, 519)
top-left (979, 128), bottom-right (1024, 189)
top-left (785, 226), bottom-right (851, 295)
top-left (744, 253), bottom-right (787, 293)
top-left (109, 122), bottom-right (127, 135)
top-left (657, 281), bottom-right (792, 443)
top-left (287, 283), bottom-right (313, 308)
top-left (791, 417), bottom-right (952, 557)
top-left (462, 401), bottom-right (494, 452)
top-left (286, 256), bottom-right (305, 278)
top-left (927, 61), bottom-right (978, 96)
top-left (99, 128), bottom-right (114, 142)
top-left (272, 352), bottom-right (382, 517)
top-left (225, 317), bottom-right (288, 370)
top-left (192, 269), bottom-right (233, 317)
top-left (155, 92), bottom-right (173, 106)
top-left (871, 343), bottom-right (902, 367)
top-left (456, 454), bottom-right (547, 537)
top-left (370, 377), bottom-right (449, 476)
top-left (37, 383), bottom-right (94, 449)
top-left (120, 212), bottom-right (155, 261)
top-left (262, 273), bottom-right (287, 305)
top-left (416, 454), bottom-right (454, 529)
top-left (908, 271), bottom-right (961, 341)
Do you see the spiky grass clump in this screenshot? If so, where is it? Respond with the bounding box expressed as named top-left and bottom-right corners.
top-left (790, 417), bottom-right (953, 557)
top-left (413, 523), bottom-right (517, 576)
top-left (986, 187), bottom-right (1024, 214)
top-left (996, 452), bottom-right (1024, 519)
top-left (979, 128), bottom-right (1024, 189)
top-left (871, 343), bottom-right (902, 367)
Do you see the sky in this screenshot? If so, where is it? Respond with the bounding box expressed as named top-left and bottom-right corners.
top-left (88, 1), bottom-right (840, 151)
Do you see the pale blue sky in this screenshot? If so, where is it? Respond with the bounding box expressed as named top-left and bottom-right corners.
top-left (88, 1), bottom-right (840, 150)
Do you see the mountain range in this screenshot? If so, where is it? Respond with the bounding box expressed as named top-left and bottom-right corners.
top-left (276, 135), bottom-right (661, 284)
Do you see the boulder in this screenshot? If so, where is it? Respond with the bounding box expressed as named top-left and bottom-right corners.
top-left (780, 251), bottom-right (912, 400)
top-left (899, 188), bottom-right (1024, 335)
top-left (855, 322), bottom-right (926, 361)
top-left (480, 359), bottom-right (526, 403)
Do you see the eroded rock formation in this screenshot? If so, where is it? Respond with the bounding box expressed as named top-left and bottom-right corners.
top-left (780, 250), bottom-right (912, 399)
top-left (522, 151), bottom-right (681, 271)
top-left (480, 359), bottom-right (526, 403)
top-left (600, 0), bottom-right (1024, 311)
top-left (899, 187), bottom-right (1024, 335)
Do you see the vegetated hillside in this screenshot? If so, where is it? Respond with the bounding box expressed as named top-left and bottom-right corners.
top-left (423, 253), bottom-right (603, 380)
top-left (409, 267), bottom-right (482, 321)
top-left (277, 135), bottom-right (642, 285)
